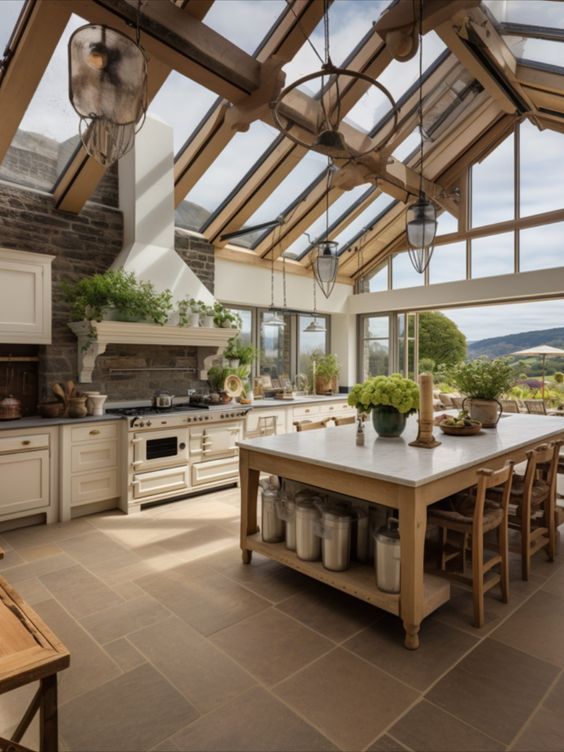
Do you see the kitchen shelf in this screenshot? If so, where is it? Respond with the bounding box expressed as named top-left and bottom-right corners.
top-left (245, 534), bottom-right (450, 618)
top-left (68, 321), bottom-right (238, 383)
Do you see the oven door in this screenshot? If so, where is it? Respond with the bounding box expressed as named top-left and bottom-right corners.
top-left (132, 428), bottom-right (189, 472)
top-left (189, 423), bottom-right (241, 460)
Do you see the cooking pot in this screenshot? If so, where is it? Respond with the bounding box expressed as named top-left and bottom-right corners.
top-left (0, 394), bottom-right (22, 420)
top-left (152, 390), bottom-right (174, 409)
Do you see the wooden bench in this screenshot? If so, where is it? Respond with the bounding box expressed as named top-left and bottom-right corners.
top-left (0, 550), bottom-right (69, 752)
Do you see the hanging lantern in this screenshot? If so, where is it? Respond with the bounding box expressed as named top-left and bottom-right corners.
top-left (68, 24), bottom-right (148, 166)
top-left (312, 240), bottom-right (339, 298)
top-left (304, 318), bottom-right (326, 333)
top-left (406, 196), bottom-right (437, 273)
top-left (262, 310), bottom-right (285, 329)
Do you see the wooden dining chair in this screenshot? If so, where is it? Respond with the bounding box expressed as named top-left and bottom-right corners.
top-left (428, 462), bottom-right (514, 628)
top-left (334, 415), bottom-right (356, 426)
top-left (501, 399), bottom-right (520, 413)
top-left (524, 400), bottom-right (547, 415)
top-left (294, 419), bottom-right (327, 432)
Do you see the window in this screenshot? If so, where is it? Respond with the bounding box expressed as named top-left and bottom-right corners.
top-left (436, 211), bottom-right (458, 236)
top-left (298, 316), bottom-right (329, 379)
top-left (429, 241), bottom-right (466, 284)
top-left (368, 262), bottom-right (388, 292)
top-left (227, 307), bottom-right (253, 346)
top-left (398, 313), bottom-right (417, 379)
top-left (258, 312), bottom-right (292, 384)
top-left (360, 315), bottom-right (390, 379)
top-left (520, 121), bottom-right (564, 218)
top-left (520, 222), bottom-right (564, 273)
top-left (471, 133), bottom-right (514, 227)
top-left (471, 232), bottom-right (515, 278)
top-left (392, 252), bottom-right (424, 289)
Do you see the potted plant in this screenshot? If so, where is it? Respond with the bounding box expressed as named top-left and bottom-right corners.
top-left (224, 338), bottom-right (241, 368)
top-left (448, 357), bottom-right (515, 427)
top-left (313, 352), bottom-right (339, 395)
top-left (348, 374), bottom-right (419, 438)
top-left (213, 303), bottom-right (241, 329)
top-left (177, 297), bottom-right (202, 327)
top-left (201, 304), bottom-right (216, 328)
top-left (223, 337), bottom-right (257, 370)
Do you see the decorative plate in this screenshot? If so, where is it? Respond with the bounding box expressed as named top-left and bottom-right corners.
top-left (439, 420), bottom-right (482, 436)
top-left (224, 374), bottom-right (243, 398)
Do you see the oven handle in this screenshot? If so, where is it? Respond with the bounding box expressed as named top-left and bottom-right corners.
top-left (131, 460), bottom-right (145, 467)
top-left (131, 438), bottom-right (145, 444)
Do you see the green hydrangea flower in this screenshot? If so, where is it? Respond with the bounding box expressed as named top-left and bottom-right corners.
top-left (346, 373), bottom-right (419, 414)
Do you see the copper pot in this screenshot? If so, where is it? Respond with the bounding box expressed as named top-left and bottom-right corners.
top-left (0, 394), bottom-right (22, 420)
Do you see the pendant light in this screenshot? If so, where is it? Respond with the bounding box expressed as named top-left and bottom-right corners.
top-left (405, 0), bottom-right (437, 274)
top-left (312, 164), bottom-right (339, 298)
top-left (262, 235), bottom-right (286, 329)
top-left (304, 266), bottom-right (326, 333)
top-left (68, 2), bottom-right (147, 167)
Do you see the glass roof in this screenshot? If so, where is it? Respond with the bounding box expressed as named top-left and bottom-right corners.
top-left (148, 72), bottom-right (218, 156)
top-left (345, 32), bottom-right (447, 134)
top-left (284, 183), bottom-right (374, 258)
top-left (0, 13), bottom-right (86, 192)
top-left (183, 121), bottom-right (279, 224)
top-left (392, 129), bottom-right (421, 162)
top-left (332, 192), bottom-right (396, 252)
top-left (503, 35), bottom-right (564, 70)
top-left (283, 0), bottom-right (392, 96)
top-left (0, 0), bottom-right (24, 55)
top-left (203, 0), bottom-right (286, 56)
top-left (483, 0), bottom-right (564, 27)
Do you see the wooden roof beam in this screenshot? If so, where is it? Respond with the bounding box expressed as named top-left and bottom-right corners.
top-left (0, 0), bottom-right (72, 163)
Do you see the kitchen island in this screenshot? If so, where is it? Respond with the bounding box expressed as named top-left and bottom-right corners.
top-left (238, 413), bottom-right (564, 649)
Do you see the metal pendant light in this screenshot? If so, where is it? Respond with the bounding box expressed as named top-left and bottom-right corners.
top-left (406, 0), bottom-right (437, 274)
top-left (68, 2), bottom-right (147, 167)
top-left (262, 236), bottom-right (286, 329)
top-left (312, 164), bottom-right (339, 298)
top-left (304, 265), bottom-right (326, 333)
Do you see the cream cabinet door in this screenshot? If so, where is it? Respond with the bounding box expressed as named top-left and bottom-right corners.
top-left (0, 249), bottom-right (53, 343)
top-left (0, 449), bottom-right (49, 517)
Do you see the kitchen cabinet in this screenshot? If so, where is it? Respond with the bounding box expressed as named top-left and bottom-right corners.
top-left (60, 420), bottom-right (122, 520)
top-left (245, 399), bottom-right (354, 435)
top-left (245, 408), bottom-right (288, 437)
top-left (0, 249), bottom-right (54, 344)
top-left (0, 427), bottom-right (58, 526)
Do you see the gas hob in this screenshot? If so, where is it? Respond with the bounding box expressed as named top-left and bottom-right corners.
top-left (106, 403), bottom-right (249, 430)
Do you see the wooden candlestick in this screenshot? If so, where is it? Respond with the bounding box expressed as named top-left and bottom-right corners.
top-left (409, 372), bottom-right (441, 448)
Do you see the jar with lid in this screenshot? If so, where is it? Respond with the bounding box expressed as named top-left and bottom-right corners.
top-left (261, 487), bottom-right (285, 543)
top-left (295, 497), bottom-right (322, 561)
top-left (320, 506), bottom-right (352, 572)
top-left (277, 494), bottom-right (297, 551)
top-left (374, 518), bottom-right (400, 593)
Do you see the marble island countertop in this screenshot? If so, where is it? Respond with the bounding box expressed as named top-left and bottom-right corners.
top-left (238, 412), bottom-right (564, 487)
top-left (249, 395), bottom-right (348, 409)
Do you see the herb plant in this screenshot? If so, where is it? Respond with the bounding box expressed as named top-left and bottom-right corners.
top-left (448, 357), bottom-right (515, 401)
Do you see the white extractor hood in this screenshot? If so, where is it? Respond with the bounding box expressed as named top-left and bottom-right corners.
top-left (112, 115), bottom-right (214, 306)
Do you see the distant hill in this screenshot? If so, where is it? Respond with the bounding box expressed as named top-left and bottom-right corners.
top-left (468, 327), bottom-right (564, 359)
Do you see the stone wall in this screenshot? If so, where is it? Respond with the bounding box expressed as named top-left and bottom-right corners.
top-left (0, 182), bottom-right (216, 401)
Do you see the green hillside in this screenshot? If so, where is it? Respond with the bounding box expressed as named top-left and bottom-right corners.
top-left (468, 327), bottom-right (564, 375)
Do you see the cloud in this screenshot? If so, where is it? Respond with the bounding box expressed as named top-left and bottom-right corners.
top-left (444, 300), bottom-right (564, 342)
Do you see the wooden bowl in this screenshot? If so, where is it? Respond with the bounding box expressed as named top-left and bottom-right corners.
top-left (439, 419), bottom-right (482, 436)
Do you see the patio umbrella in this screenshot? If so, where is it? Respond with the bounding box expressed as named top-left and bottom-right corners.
top-left (511, 344), bottom-right (564, 399)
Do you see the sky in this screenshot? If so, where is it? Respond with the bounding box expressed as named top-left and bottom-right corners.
top-left (1, 0), bottom-right (563, 341)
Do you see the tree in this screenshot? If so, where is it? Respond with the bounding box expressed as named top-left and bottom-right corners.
top-left (418, 311), bottom-right (466, 367)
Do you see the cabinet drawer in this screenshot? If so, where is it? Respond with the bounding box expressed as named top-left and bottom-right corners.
top-left (71, 440), bottom-right (117, 473)
top-left (133, 465), bottom-right (190, 500)
top-left (0, 449), bottom-right (49, 516)
top-left (246, 410), bottom-right (287, 436)
top-left (292, 405), bottom-right (320, 419)
top-left (0, 433), bottom-right (49, 454)
top-left (71, 468), bottom-right (119, 507)
top-left (191, 457), bottom-right (239, 487)
top-left (70, 422), bottom-right (118, 444)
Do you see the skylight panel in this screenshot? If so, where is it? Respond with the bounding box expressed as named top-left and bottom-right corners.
top-left (483, 0), bottom-right (564, 27)
top-left (182, 121), bottom-right (279, 227)
top-left (332, 192), bottom-right (396, 251)
top-left (203, 0), bottom-right (286, 56)
top-left (503, 35), bottom-right (564, 70)
top-left (148, 72), bottom-right (218, 156)
top-left (345, 32), bottom-right (447, 134)
top-left (0, 13), bottom-right (87, 192)
top-left (392, 130), bottom-right (421, 162)
top-left (283, 0), bottom-right (392, 96)
top-left (0, 0), bottom-right (24, 55)
top-left (284, 183), bottom-right (374, 258)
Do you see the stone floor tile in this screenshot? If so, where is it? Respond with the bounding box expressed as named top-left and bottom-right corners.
top-left (137, 569), bottom-right (269, 636)
top-left (60, 663), bottom-right (198, 752)
top-left (9, 576), bottom-right (51, 605)
top-left (540, 564), bottom-right (564, 598)
top-left (110, 579), bottom-right (146, 600)
top-left (1, 553), bottom-right (75, 583)
top-left (18, 543), bottom-right (63, 562)
top-left (129, 616), bottom-right (255, 713)
top-left (78, 593), bottom-right (171, 643)
top-left (344, 614), bottom-right (478, 691)
top-left (389, 700), bottom-right (504, 751)
top-left (211, 608), bottom-right (333, 686)
top-left (59, 530), bottom-right (130, 564)
top-left (4, 518), bottom-right (95, 548)
top-left (172, 686), bottom-right (337, 752)
top-left (277, 581), bottom-right (380, 642)
top-left (154, 524), bottom-right (239, 564)
top-left (274, 648), bottom-right (419, 750)
top-left (0, 548), bottom-right (25, 570)
top-left (40, 564), bottom-right (123, 618)
top-left (427, 638), bottom-right (559, 744)
top-left (367, 734), bottom-right (411, 751)
top-left (219, 556), bottom-right (312, 604)
top-left (103, 637), bottom-right (147, 672)
top-left (33, 599), bottom-right (121, 703)
top-left (151, 739), bottom-right (181, 752)
top-left (512, 671), bottom-right (564, 750)
top-left (493, 590), bottom-right (564, 666)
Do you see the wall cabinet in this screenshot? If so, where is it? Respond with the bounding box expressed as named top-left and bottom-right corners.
top-left (60, 420), bottom-right (122, 520)
top-left (0, 249), bottom-right (54, 344)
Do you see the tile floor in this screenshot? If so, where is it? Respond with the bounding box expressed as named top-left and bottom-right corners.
top-left (1, 487), bottom-right (563, 752)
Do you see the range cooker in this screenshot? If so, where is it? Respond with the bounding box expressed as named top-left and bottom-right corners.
top-left (107, 403), bottom-right (250, 512)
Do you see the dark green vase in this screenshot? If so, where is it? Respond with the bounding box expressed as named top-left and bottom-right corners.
top-left (372, 405), bottom-right (407, 438)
